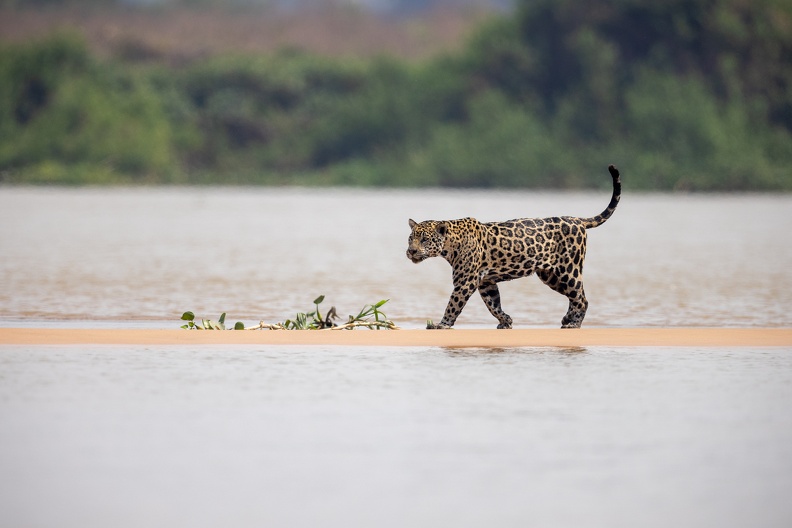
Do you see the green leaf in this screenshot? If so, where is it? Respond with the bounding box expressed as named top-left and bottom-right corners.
top-left (202, 319), bottom-right (214, 330)
top-left (313, 295), bottom-right (325, 305)
top-left (180, 324), bottom-right (189, 329)
top-left (374, 299), bottom-right (389, 308)
top-left (219, 312), bottom-right (226, 325)
top-left (234, 322), bottom-right (245, 330)
top-left (181, 311), bottom-right (195, 321)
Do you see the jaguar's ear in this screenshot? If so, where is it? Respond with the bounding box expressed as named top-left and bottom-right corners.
top-left (409, 218), bottom-right (417, 229)
top-left (436, 222), bottom-right (447, 237)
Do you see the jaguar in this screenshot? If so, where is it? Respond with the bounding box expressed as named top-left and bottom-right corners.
top-left (406, 165), bottom-right (621, 329)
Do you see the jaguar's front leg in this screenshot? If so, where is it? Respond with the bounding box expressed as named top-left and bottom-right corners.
top-left (428, 276), bottom-right (478, 329)
top-left (478, 280), bottom-right (513, 329)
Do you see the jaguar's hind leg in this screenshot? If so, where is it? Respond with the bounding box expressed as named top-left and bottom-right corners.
top-left (537, 270), bottom-right (589, 329)
top-left (560, 287), bottom-right (588, 328)
top-left (478, 280), bottom-right (513, 329)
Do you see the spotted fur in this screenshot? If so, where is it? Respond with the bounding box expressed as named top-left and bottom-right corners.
top-left (406, 165), bottom-right (621, 329)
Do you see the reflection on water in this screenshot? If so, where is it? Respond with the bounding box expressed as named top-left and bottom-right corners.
top-left (1, 187), bottom-right (791, 328)
top-left (1, 345), bottom-right (790, 528)
top-left (441, 346), bottom-right (588, 356)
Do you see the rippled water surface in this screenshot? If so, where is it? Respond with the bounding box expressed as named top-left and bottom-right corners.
top-left (1, 187), bottom-right (791, 328)
top-left (1, 345), bottom-right (791, 528)
top-left (1, 188), bottom-right (791, 528)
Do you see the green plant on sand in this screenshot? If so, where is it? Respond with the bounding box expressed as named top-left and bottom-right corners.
top-left (180, 311), bottom-right (245, 330)
top-left (181, 296), bottom-right (398, 330)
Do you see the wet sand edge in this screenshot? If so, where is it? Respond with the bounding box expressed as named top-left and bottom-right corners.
top-left (1, 328), bottom-right (791, 347)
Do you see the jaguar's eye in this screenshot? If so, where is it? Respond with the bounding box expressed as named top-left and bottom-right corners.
top-left (420, 236), bottom-right (428, 244)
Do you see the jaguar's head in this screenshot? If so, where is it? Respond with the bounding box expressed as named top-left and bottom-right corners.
top-left (406, 219), bottom-right (448, 263)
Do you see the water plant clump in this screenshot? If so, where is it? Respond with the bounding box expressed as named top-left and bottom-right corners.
top-left (180, 311), bottom-right (245, 330)
top-left (180, 296), bottom-right (398, 330)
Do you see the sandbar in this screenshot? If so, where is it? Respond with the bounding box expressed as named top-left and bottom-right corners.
top-left (0, 327), bottom-right (790, 347)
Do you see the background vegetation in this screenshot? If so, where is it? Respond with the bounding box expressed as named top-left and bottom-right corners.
top-left (1, 0), bottom-right (791, 190)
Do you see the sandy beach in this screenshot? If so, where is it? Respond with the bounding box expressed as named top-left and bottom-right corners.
top-left (1, 327), bottom-right (790, 347)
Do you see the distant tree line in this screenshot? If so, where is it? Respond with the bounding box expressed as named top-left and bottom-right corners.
top-left (1, 0), bottom-right (791, 189)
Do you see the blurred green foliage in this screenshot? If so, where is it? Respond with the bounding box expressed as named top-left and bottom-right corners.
top-left (0, 33), bottom-right (180, 183)
top-left (1, 0), bottom-right (791, 189)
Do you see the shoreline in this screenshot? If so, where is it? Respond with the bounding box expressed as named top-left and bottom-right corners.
top-left (1, 328), bottom-right (791, 347)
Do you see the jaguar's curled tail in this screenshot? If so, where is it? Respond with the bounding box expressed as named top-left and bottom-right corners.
top-left (582, 164), bottom-right (621, 229)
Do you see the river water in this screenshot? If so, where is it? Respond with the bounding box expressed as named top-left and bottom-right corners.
top-left (1, 187), bottom-right (791, 328)
top-left (1, 187), bottom-right (791, 528)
